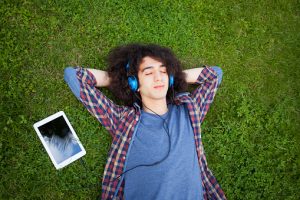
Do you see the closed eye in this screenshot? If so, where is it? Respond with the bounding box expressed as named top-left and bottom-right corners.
top-left (160, 66), bottom-right (167, 73)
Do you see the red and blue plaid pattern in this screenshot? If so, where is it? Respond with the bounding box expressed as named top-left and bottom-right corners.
top-left (76, 66), bottom-right (226, 200)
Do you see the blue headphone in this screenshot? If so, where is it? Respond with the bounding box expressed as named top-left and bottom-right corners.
top-left (126, 62), bottom-right (174, 92)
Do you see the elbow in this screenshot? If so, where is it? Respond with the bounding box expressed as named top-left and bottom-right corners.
top-left (63, 66), bottom-right (81, 100)
top-left (211, 66), bottom-right (223, 86)
top-left (64, 67), bottom-right (75, 83)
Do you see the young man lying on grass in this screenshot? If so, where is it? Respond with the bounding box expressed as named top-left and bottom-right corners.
top-left (64, 43), bottom-right (226, 200)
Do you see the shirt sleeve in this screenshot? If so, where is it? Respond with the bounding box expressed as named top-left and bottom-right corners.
top-left (191, 66), bottom-right (223, 123)
top-left (64, 66), bottom-right (127, 137)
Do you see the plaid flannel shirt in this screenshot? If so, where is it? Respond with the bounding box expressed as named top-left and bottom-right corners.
top-left (75, 66), bottom-right (226, 200)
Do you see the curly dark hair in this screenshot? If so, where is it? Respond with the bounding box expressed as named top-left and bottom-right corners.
top-left (107, 43), bottom-right (187, 106)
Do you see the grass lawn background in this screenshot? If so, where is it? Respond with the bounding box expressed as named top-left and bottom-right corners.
top-left (1, 0), bottom-right (299, 199)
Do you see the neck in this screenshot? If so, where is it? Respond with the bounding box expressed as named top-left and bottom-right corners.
top-left (141, 98), bottom-right (168, 115)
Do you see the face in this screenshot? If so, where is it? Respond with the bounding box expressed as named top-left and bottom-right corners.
top-left (137, 56), bottom-right (169, 103)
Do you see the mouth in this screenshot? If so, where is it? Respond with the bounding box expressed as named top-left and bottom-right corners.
top-left (154, 85), bottom-right (165, 89)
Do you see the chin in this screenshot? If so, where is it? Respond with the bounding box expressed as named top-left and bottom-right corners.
top-left (152, 93), bottom-right (168, 100)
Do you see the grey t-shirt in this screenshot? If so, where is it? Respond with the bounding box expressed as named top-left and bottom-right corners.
top-left (124, 104), bottom-right (203, 200)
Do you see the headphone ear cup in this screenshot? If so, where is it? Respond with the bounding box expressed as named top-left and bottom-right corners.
top-left (169, 75), bottom-right (174, 88)
top-left (128, 76), bottom-right (138, 92)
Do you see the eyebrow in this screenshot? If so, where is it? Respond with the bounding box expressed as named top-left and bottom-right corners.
top-left (141, 65), bottom-right (166, 72)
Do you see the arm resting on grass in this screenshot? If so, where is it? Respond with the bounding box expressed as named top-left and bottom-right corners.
top-left (183, 66), bottom-right (222, 85)
top-left (184, 66), bottom-right (223, 123)
top-left (64, 67), bottom-right (126, 137)
top-left (63, 67), bottom-right (111, 99)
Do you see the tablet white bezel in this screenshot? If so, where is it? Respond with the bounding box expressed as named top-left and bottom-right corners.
top-left (33, 111), bottom-right (86, 169)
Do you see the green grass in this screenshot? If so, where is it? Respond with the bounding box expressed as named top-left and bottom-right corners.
top-left (1, 0), bottom-right (299, 199)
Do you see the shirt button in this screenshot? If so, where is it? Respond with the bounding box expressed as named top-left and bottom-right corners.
top-left (123, 156), bottom-right (126, 160)
top-left (135, 116), bottom-right (139, 121)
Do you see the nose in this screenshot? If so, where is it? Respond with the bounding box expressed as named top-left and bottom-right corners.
top-left (154, 70), bottom-right (163, 82)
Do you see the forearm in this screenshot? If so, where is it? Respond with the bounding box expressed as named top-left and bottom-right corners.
top-left (64, 67), bottom-right (111, 100)
top-left (189, 66), bottom-right (222, 123)
top-left (65, 67), bottom-right (121, 137)
top-left (183, 67), bottom-right (204, 84)
top-left (87, 68), bottom-right (111, 87)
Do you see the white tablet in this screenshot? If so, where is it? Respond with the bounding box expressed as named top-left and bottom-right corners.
top-left (33, 111), bottom-right (86, 169)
